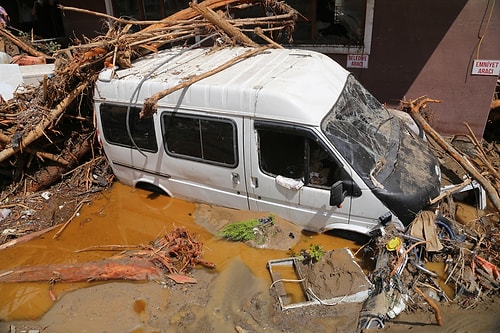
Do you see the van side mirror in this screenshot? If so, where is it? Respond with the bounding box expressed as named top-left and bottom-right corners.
top-left (329, 180), bottom-right (346, 207)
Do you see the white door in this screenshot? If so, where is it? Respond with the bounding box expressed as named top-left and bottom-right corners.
top-left (159, 111), bottom-right (249, 210)
top-left (246, 120), bottom-right (357, 232)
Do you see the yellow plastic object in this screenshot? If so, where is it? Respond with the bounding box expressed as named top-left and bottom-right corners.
top-left (386, 237), bottom-right (402, 251)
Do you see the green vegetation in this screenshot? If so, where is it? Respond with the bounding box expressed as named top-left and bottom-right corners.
top-left (292, 243), bottom-right (326, 264)
top-left (308, 243), bottom-right (325, 262)
top-left (216, 219), bottom-right (260, 241)
top-left (216, 215), bottom-right (274, 242)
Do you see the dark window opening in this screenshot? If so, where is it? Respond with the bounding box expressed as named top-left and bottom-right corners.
top-left (112, 0), bottom-right (190, 20)
top-left (259, 130), bottom-right (305, 179)
top-left (99, 104), bottom-right (158, 152)
top-left (111, 0), bottom-right (368, 48)
top-left (279, 0), bottom-right (366, 46)
top-left (163, 113), bottom-right (237, 167)
top-left (257, 126), bottom-right (344, 188)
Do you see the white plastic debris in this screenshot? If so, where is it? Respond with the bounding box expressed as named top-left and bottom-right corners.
top-left (41, 191), bottom-right (52, 200)
top-left (275, 175), bottom-right (304, 190)
top-left (0, 208), bottom-right (11, 222)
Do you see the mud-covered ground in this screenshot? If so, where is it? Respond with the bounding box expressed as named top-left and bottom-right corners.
top-left (0, 183), bottom-right (499, 333)
top-left (4, 278), bottom-right (500, 333)
top-left (0, 142), bottom-right (499, 333)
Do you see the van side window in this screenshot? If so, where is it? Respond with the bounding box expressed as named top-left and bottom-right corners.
top-left (257, 126), bottom-right (343, 188)
top-left (162, 113), bottom-right (237, 167)
top-left (99, 104), bottom-right (158, 152)
top-left (259, 130), bottom-right (305, 179)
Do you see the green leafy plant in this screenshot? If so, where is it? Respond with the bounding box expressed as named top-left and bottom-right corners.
top-left (295, 243), bottom-right (325, 264)
top-left (216, 219), bottom-right (260, 241)
top-left (308, 243), bottom-right (325, 262)
top-left (216, 215), bottom-right (275, 242)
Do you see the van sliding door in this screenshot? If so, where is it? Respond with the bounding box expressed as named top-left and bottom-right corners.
top-left (160, 111), bottom-right (249, 210)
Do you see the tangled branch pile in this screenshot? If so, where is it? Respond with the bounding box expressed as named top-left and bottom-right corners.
top-left (0, 227), bottom-right (214, 284)
top-left (0, 0), bottom-right (297, 197)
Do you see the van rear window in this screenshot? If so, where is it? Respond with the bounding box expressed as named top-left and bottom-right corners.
top-left (99, 104), bottom-right (158, 152)
top-left (162, 113), bottom-right (237, 167)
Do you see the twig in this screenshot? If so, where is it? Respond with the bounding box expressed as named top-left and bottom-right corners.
top-left (414, 286), bottom-right (443, 326)
top-left (75, 244), bottom-right (146, 253)
top-left (53, 200), bottom-right (89, 239)
top-left (0, 203), bottom-right (30, 210)
top-left (59, 5), bottom-right (166, 25)
top-left (254, 27), bottom-right (283, 48)
top-left (430, 178), bottom-right (472, 205)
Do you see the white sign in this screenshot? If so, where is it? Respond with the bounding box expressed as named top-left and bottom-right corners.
top-left (471, 59), bottom-right (500, 76)
top-left (347, 54), bottom-right (369, 69)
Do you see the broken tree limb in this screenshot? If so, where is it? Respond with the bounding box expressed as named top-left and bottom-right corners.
top-left (414, 286), bottom-right (443, 326)
top-left (0, 28), bottom-right (50, 58)
top-left (0, 224), bottom-right (60, 251)
top-left (58, 5), bottom-right (163, 26)
top-left (191, 2), bottom-right (259, 47)
top-left (140, 45), bottom-right (270, 118)
top-left (0, 227), bottom-right (213, 283)
top-left (255, 27), bottom-right (283, 48)
top-left (430, 178), bottom-right (472, 205)
top-left (27, 136), bottom-right (92, 192)
top-left (0, 257), bottom-right (164, 283)
top-left (0, 81), bottom-right (88, 163)
top-left (403, 97), bottom-right (500, 213)
top-left (53, 200), bottom-right (89, 239)
top-left (464, 122), bottom-right (500, 182)
top-left (25, 147), bottom-right (70, 166)
top-left (143, 0), bottom-right (249, 31)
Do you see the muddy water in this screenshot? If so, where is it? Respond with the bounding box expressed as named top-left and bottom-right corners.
top-left (0, 182), bottom-right (358, 321)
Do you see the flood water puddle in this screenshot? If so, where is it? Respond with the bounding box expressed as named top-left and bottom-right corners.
top-left (0, 182), bottom-right (359, 321)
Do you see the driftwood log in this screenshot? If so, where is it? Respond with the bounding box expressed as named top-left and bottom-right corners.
top-left (0, 227), bottom-right (213, 284)
top-left (403, 97), bottom-right (500, 213)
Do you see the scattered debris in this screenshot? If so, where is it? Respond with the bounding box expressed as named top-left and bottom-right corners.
top-left (268, 248), bottom-right (371, 310)
top-left (0, 0), bottom-right (296, 245)
top-left (0, 227), bottom-right (214, 284)
top-left (402, 97), bottom-right (500, 213)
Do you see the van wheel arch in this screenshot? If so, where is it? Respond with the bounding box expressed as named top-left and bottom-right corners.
top-left (134, 182), bottom-right (171, 197)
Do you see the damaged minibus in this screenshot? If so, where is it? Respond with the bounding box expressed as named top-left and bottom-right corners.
top-left (94, 47), bottom-right (441, 236)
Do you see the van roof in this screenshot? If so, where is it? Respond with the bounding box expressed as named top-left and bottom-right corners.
top-left (95, 47), bottom-right (350, 126)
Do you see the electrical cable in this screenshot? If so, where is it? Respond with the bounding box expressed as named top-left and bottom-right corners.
top-left (476, 0), bottom-right (496, 59)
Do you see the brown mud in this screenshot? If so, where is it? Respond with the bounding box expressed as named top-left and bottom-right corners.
top-left (0, 183), bottom-right (499, 332)
top-left (0, 182), bottom-right (362, 332)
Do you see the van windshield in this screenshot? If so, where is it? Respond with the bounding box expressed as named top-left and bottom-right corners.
top-left (321, 75), bottom-right (400, 185)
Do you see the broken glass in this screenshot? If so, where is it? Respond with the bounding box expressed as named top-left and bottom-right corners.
top-left (321, 75), bottom-right (400, 185)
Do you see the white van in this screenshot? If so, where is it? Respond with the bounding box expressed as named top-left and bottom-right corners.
top-left (94, 47), bottom-right (440, 235)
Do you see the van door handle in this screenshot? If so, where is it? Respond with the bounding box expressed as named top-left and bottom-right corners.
top-left (251, 177), bottom-right (259, 188)
top-left (232, 172), bottom-right (240, 185)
